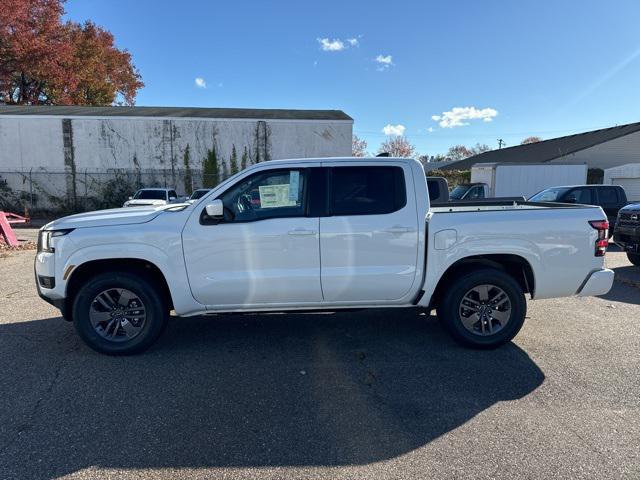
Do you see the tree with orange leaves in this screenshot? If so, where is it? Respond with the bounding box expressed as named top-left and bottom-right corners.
top-left (0, 0), bottom-right (143, 105)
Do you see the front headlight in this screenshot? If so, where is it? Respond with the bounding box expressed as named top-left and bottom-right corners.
top-left (38, 229), bottom-right (74, 253)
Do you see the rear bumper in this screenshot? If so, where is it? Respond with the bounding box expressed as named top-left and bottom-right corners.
top-left (577, 268), bottom-right (614, 297)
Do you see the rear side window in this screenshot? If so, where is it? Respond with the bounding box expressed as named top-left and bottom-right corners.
top-left (598, 187), bottom-right (619, 205)
top-left (330, 166), bottom-right (406, 216)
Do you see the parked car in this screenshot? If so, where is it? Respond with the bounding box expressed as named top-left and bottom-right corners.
top-left (123, 188), bottom-right (179, 207)
top-left (451, 163), bottom-right (588, 200)
top-left (613, 203), bottom-right (640, 265)
top-left (186, 189), bottom-right (212, 204)
top-left (529, 185), bottom-right (628, 233)
top-left (35, 157), bottom-right (613, 355)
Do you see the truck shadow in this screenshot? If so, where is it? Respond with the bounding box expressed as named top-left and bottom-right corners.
top-left (0, 310), bottom-right (544, 478)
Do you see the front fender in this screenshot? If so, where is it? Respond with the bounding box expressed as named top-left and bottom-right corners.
top-left (64, 243), bottom-right (204, 316)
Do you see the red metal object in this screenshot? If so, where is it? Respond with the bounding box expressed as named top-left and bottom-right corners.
top-left (0, 211), bottom-right (30, 247)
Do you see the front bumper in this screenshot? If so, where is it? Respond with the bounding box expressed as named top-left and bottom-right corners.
top-left (614, 225), bottom-right (640, 252)
top-left (577, 268), bottom-right (614, 297)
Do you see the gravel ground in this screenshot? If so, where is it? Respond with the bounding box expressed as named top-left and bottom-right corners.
top-left (0, 237), bottom-right (638, 480)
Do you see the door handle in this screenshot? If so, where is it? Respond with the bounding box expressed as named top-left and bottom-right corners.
top-left (288, 228), bottom-right (317, 236)
top-left (383, 226), bottom-right (413, 234)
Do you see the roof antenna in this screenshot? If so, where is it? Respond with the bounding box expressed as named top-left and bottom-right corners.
top-left (376, 152), bottom-right (390, 157)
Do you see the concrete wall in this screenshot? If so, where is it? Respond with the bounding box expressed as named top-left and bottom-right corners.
top-left (550, 130), bottom-right (640, 169)
top-left (0, 114), bottom-right (351, 213)
top-left (0, 115), bottom-right (352, 172)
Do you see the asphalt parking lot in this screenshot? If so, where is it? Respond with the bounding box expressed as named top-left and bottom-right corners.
top-left (1, 232), bottom-right (639, 479)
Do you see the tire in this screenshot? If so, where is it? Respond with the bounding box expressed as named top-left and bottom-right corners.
top-left (72, 271), bottom-right (168, 355)
top-left (439, 268), bottom-right (526, 349)
top-left (627, 252), bottom-right (640, 266)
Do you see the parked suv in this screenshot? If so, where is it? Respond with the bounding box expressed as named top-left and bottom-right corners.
top-left (123, 188), bottom-right (179, 207)
top-left (529, 185), bottom-right (628, 233)
top-left (614, 203), bottom-right (640, 265)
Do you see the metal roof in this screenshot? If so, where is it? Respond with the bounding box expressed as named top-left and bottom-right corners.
top-left (441, 121), bottom-right (640, 170)
top-left (0, 105), bottom-right (353, 121)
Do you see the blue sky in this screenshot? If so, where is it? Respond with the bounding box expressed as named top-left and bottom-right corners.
top-left (65, 0), bottom-right (640, 156)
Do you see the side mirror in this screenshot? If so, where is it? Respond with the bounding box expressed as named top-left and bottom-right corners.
top-left (169, 196), bottom-right (176, 201)
top-left (128, 196), bottom-right (133, 200)
top-left (205, 199), bottom-right (224, 218)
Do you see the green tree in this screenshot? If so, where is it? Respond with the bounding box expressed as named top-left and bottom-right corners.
top-left (182, 144), bottom-right (192, 194)
top-left (203, 145), bottom-right (220, 188)
top-left (230, 145), bottom-right (239, 175)
top-left (241, 146), bottom-right (249, 170)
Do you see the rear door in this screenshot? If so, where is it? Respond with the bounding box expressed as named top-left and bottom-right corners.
top-left (320, 162), bottom-right (419, 302)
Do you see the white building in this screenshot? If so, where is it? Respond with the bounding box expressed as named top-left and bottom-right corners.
top-left (442, 121), bottom-right (640, 171)
top-left (0, 105), bottom-right (352, 212)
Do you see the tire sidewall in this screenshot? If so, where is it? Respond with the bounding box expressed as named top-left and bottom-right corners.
top-left (72, 271), bottom-right (167, 355)
top-left (627, 252), bottom-right (640, 266)
top-left (440, 269), bottom-right (526, 349)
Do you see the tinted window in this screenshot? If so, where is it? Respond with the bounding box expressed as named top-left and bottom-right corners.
top-left (450, 185), bottom-right (470, 200)
top-left (529, 187), bottom-right (570, 202)
top-left (598, 187), bottom-right (619, 205)
top-left (169, 190), bottom-right (177, 199)
top-left (331, 166), bottom-right (406, 216)
top-left (218, 169), bottom-right (306, 222)
top-left (134, 190), bottom-right (166, 200)
top-left (466, 185), bottom-right (485, 200)
top-left (565, 188), bottom-right (593, 204)
top-left (190, 189), bottom-right (210, 200)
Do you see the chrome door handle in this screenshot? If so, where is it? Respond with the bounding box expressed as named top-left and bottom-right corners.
top-left (383, 226), bottom-right (413, 234)
top-left (288, 228), bottom-right (317, 236)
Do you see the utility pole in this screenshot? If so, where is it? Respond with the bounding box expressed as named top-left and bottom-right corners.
top-left (497, 139), bottom-right (505, 149)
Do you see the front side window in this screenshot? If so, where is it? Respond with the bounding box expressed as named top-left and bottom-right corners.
top-left (169, 190), bottom-right (177, 199)
top-left (330, 166), bottom-right (406, 216)
top-left (218, 169), bottom-right (306, 222)
top-left (466, 186), bottom-right (485, 200)
top-left (529, 187), bottom-right (570, 202)
top-left (565, 188), bottom-right (593, 204)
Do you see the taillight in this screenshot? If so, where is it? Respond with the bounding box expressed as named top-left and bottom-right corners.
top-left (589, 220), bottom-right (609, 257)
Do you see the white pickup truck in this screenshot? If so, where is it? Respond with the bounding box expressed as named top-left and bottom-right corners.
top-left (35, 157), bottom-right (614, 355)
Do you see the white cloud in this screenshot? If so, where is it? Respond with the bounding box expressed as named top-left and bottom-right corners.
top-left (347, 38), bottom-right (359, 47)
top-left (427, 127), bottom-right (434, 133)
top-left (431, 106), bottom-right (498, 128)
top-left (317, 38), bottom-right (345, 51)
top-left (375, 54), bottom-right (394, 71)
top-left (194, 77), bottom-right (207, 88)
top-left (382, 124), bottom-right (406, 136)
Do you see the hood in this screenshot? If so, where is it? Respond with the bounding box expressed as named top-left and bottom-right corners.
top-left (44, 205), bottom-right (173, 230)
top-left (620, 203), bottom-right (640, 213)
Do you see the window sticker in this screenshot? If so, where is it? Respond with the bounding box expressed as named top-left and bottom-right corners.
top-left (289, 171), bottom-right (300, 202)
top-left (258, 184), bottom-right (296, 208)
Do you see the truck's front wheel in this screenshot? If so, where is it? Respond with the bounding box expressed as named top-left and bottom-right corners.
top-left (72, 271), bottom-right (168, 355)
top-left (440, 268), bottom-right (526, 349)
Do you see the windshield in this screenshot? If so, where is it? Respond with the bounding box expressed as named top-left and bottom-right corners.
top-left (190, 189), bottom-right (210, 200)
top-left (134, 190), bottom-right (166, 200)
top-left (449, 184), bottom-right (471, 200)
top-left (529, 187), bottom-right (570, 202)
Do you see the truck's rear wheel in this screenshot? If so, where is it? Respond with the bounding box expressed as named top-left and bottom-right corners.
top-left (72, 271), bottom-right (168, 355)
top-left (627, 252), bottom-right (640, 266)
top-left (439, 268), bottom-right (526, 349)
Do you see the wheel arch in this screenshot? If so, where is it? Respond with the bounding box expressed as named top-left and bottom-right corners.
top-left (428, 254), bottom-right (535, 309)
top-left (64, 258), bottom-right (173, 321)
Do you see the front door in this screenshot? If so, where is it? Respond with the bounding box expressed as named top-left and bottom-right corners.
top-left (320, 163), bottom-right (419, 303)
top-left (182, 167), bottom-right (322, 308)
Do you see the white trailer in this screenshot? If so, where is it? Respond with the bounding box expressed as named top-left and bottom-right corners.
top-left (470, 163), bottom-right (588, 199)
top-left (603, 163), bottom-right (640, 202)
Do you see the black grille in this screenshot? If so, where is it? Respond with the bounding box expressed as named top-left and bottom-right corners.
top-left (618, 212), bottom-right (640, 227)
